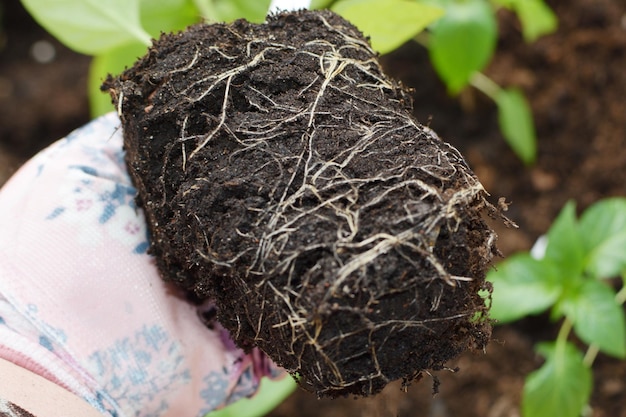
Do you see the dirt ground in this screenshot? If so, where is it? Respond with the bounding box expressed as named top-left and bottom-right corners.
top-left (0, 0), bottom-right (624, 416)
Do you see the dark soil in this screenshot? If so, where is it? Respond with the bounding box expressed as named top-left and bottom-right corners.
top-left (1, 0), bottom-right (624, 415)
top-left (104, 10), bottom-right (500, 398)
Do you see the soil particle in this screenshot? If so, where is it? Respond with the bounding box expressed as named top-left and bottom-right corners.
top-left (104, 10), bottom-right (502, 397)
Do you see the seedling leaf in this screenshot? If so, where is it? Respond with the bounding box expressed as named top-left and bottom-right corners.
top-left (488, 253), bottom-right (561, 323)
top-left (140, 0), bottom-right (199, 37)
top-left (513, 0), bottom-right (558, 42)
top-left (492, 0), bottom-right (557, 42)
top-left (428, 0), bottom-right (497, 94)
top-left (20, 0), bottom-right (151, 55)
top-left (523, 342), bottom-right (592, 417)
top-left (579, 198), bottom-right (626, 279)
top-left (310, 0), bottom-right (335, 8)
top-left (331, 0), bottom-right (444, 54)
top-left (213, 0), bottom-right (273, 23)
top-left (496, 88), bottom-right (537, 165)
top-left (559, 279), bottom-right (626, 358)
top-left (544, 200), bottom-right (585, 282)
top-left (193, 0), bottom-right (220, 21)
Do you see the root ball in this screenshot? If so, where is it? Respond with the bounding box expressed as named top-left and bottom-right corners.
top-left (104, 10), bottom-right (500, 397)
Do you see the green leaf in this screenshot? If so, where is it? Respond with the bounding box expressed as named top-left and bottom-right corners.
top-left (492, 0), bottom-right (557, 42)
top-left (193, 0), bottom-right (220, 21)
top-left (487, 253), bottom-right (562, 323)
top-left (428, 0), bottom-right (497, 94)
top-left (496, 88), bottom-right (537, 165)
top-left (579, 198), bottom-right (626, 279)
top-left (514, 0), bottom-right (558, 42)
top-left (332, 0), bottom-right (444, 54)
top-left (213, 0), bottom-right (273, 22)
top-left (205, 376), bottom-right (296, 417)
top-left (89, 42), bottom-right (149, 117)
top-left (140, 0), bottom-right (200, 37)
top-left (523, 342), bottom-right (592, 417)
top-left (559, 279), bottom-right (626, 358)
top-left (544, 201), bottom-right (585, 281)
top-left (20, 0), bottom-right (151, 55)
top-left (310, 0), bottom-right (336, 8)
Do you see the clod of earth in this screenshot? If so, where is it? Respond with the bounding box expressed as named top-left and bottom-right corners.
top-left (103, 10), bottom-right (502, 398)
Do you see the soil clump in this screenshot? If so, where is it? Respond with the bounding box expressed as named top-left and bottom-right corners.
top-left (103, 10), bottom-right (501, 397)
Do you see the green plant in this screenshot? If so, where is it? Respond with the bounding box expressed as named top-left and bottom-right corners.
top-left (427, 0), bottom-right (556, 166)
top-left (487, 197), bottom-right (626, 417)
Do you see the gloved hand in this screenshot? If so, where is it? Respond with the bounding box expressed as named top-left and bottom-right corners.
top-left (0, 112), bottom-right (281, 417)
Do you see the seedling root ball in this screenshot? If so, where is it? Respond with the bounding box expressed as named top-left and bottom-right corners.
top-left (104, 10), bottom-right (500, 397)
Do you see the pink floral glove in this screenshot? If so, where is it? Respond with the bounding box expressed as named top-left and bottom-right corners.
top-left (0, 112), bottom-right (281, 416)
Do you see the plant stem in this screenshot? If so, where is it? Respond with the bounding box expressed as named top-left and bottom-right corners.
top-left (616, 272), bottom-right (626, 304)
top-left (582, 277), bottom-right (626, 368)
top-left (556, 316), bottom-right (573, 354)
top-left (583, 344), bottom-right (599, 367)
top-left (470, 72), bottom-right (502, 101)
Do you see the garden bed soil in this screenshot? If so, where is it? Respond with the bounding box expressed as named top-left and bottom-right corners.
top-left (0, 0), bottom-right (624, 415)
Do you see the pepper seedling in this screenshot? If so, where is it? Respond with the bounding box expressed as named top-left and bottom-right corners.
top-left (487, 197), bottom-right (626, 417)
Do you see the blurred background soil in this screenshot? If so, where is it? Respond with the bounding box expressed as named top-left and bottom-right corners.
top-left (0, 0), bottom-right (624, 416)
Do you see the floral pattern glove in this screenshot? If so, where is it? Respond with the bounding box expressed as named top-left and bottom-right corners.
top-left (0, 112), bottom-right (281, 417)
